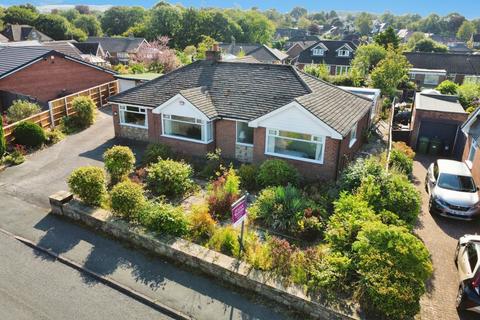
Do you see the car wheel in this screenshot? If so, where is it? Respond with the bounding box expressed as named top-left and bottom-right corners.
top-left (456, 285), bottom-right (467, 310)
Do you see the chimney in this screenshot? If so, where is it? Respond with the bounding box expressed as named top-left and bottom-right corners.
top-left (206, 43), bottom-right (221, 62)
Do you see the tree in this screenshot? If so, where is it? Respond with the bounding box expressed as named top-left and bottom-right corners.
top-left (374, 26), bottom-right (400, 49)
top-left (351, 43), bottom-right (387, 77)
top-left (444, 12), bottom-right (466, 36)
top-left (236, 10), bottom-right (275, 44)
top-left (34, 14), bottom-right (71, 40)
top-left (413, 38), bottom-right (448, 52)
top-left (101, 6), bottom-right (146, 36)
top-left (148, 5), bottom-right (183, 44)
top-left (66, 26), bottom-right (87, 41)
top-left (289, 7), bottom-right (307, 21)
top-left (4, 5), bottom-right (38, 25)
top-left (304, 64), bottom-right (330, 81)
top-left (417, 14), bottom-right (442, 34)
top-left (135, 36), bottom-right (180, 73)
top-left (74, 15), bottom-right (101, 36)
top-left (59, 8), bottom-right (79, 22)
top-left (371, 47), bottom-right (411, 97)
top-left (355, 12), bottom-right (373, 36)
top-left (196, 35), bottom-right (216, 60)
top-left (457, 21), bottom-right (476, 42)
top-left (74, 5), bottom-right (90, 15)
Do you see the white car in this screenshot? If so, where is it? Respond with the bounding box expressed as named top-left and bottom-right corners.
top-left (455, 234), bottom-right (480, 313)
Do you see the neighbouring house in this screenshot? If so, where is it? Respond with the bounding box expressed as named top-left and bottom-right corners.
top-left (108, 48), bottom-right (373, 181)
top-left (448, 42), bottom-right (473, 53)
top-left (410, 91), bottom-right (468, 158)
top-left (473, 34), bottom-right (480, 49)
top-left (339, 86), bottom-right (381, 125)
top-left (73, 42), bottom-right (108, 67)
top-left (1, 24), bottom-right (52, 42)
top-left (285, 35), bottom-right (321, 50)
top-left (87, 36), bottom-right (148, 64)
top-left (274, 28), bottom-right (308, 40)
top-left (114, 73), bottom-right (162, 92)
top-left (461, 107), bottom-right (480, 183)
top-left (405, 52), bottom-right (480, 87)
top-left (219, 43), bottom-right (288, 64)
top-left (286, 41), bottom-right (317, 61)
top-left (397, 29), bottom-right (415, 43)
top-left (0, 46), bottom-right (115, 112)
top-left (295, 40), bottom-right (358, 76)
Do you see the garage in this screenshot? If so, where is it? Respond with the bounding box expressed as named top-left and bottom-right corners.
top-left (410, 91), bottom-right (468, 159)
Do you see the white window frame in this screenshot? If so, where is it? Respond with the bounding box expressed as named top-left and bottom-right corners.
top-left (119, 105), bottom-right (148, 129)
top-left (264, 128), bottom-right (325, 164)
top-left (424, 74), bottom-right (440, 85)
top-left (335, 65), bottom-right (350, 75)
top-left (337, 49), bottom-right (350, 57)
top-left (161, 113), bottom-right (213, 144)
top-left (236, 120), bottom-right (254, 146)
top-left (312, 48), bottom-right (325, 56)
top-left (349, 123), bottom-right (358, 148)
top-left (467, 140), bottom-right (478, 169)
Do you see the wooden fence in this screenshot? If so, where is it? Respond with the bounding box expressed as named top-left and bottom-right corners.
top-left (4, 81), bottom-right (118, 143)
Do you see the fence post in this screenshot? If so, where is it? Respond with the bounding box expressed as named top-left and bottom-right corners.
top-left (48, 101), bottom-right (55, 129)
top-left (64, 97), bottom-right (69, 116)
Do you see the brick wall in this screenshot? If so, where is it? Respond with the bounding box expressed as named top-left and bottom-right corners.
top-left (0, 53), bottom-right (114, 103)
top-left (215, 120), bottom-right (236, 159)
top-left (462, 136), bottom-right (480, 183)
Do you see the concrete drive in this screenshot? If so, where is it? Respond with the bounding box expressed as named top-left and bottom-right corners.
top-left (0, 108), bottom-right (292, 320)
top-left (414, 156), bottom-right (479, 320)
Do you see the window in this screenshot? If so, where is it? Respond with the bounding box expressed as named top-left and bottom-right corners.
top-left (349, 123), bottom-right (358, 148)
top-left (236, 121), bottom-right (254, 145)
top-left (467, 140), bottom-right (478, 168)
top-left (424, 74), bottom-right (440, 85)
top-left (119, 105), bottom-right (148, 128)
top-left (409, 73), bottom-right (417, 80)
top-left (312, 48), bottom-right (325, 56)
top-left (335, 66), bottom-right (349, 75)
top-left (467, 243), bottom-right (479, 272)
top-left (266, 129), bottom-right (325, 163)
top-left (465, 76), bottom-right (480, 84)
top-left (117, 52), bottom-right (129, 59)
top-left (162, 114), bottom-right (213, 143)
top-left (337, 49), bottom-right (350, 57)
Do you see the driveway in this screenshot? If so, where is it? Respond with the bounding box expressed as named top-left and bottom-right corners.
top-left (414, 155), bottom-right (479, 320)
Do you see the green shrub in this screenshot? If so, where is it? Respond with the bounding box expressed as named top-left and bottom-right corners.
top-left (257, 159), bottom-right (299, 187)
top-left (71, 96), bottom-right (96, 129)
top-left (45, 129), bottom-right (65, 145)
top-left (103, 146), bottom-right (135, 184)
top-left (338, 156), bottom-right (384, 193)
top-left (6, 100), bottom-right (41, 123)
top-left (68, 166), bottom-right (106, 206)
top-left (187, 204), bottom-right (217, 244)
top-left (358, 173), bottom-right (421, 226)
top-left (0, 122), bottom-right (5, 158)
top-left (392, 141), bottom-right (415, 159)
top-left (146, 159), bottom-right (194, 198)
top-left (436, 80), bottom-right (458, 95)
top-left (143, 143), bottom-right (172, 165)
top-left (267, 236), bottom-right (295, 278)
top-left (458, 82), bottom-right (480, 108)
top-left (207, 226), bottom-right (240, 257)
top-left (353, 222), bottom-right (432, 319)
top-left (244, 233), bottom-right (272, 271)
top-left (139, 201), bottom-right (188, 236)
top-left (389, 149), bottom-right (413, 175)
top-left (325, 193), bottom-right (379, 252)
top-left (12, 121), bottom-right (46, 148)
top-left (207, 168), bottom-right (240, 220)
top-left (110, 180), bottom-right (145, 220)
top-left (200, 148), bottom-right (225, 179)
top-left (237, 164), bottom-right (258, 192)
top-left (3, 145), bottom-right (26, 165)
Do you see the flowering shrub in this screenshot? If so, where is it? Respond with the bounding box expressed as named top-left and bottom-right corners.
top-left (207, 168), bottom-right (240, 220)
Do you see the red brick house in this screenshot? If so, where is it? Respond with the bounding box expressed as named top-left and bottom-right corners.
top-left (461, 107), bottom-right (480, 183)
top-left (0, 46), bottom-right (115, 112)
top-left (108, 49), bottom-right (373, 181)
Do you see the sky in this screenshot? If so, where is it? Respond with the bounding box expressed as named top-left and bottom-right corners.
top-left (1, 0), bottom-right (480, 19)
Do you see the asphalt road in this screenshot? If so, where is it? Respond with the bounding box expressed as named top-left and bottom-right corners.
top-left (0, 108), bottom-right (292, 320)
top-left (0, 231), bottom-right (170, 320)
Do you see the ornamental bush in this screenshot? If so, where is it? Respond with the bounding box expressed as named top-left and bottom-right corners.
top-left (389, 149), bottom-right (413, 175)
top-left (143, 143), bottom-right (172, 165)
top-left (45, 129), bottom-right (65, 145)
top-left (207, 226), bottom-right (240, 257)
top-left (436, 80), bottom-right (458, 95)
top-left (207, 168), bottom-right (240, 220)
top-left (338, 156), bottom-right (385, 193)
top-left (187, 204), bottom-right (217, 244)
top-left (139, 201), bottom-right (189, 237)
top-left (6, 100), bottom-right (41, 123)
top-left (71, 96), bottom-right (96, 129)
top-left (237, 164), bottom-right (258, 192)
top-left (146, 159), bottom-right (194, 198)
top-left (110, 180), bottom-right (145, 221)
top-left (257, 159), bottom-right (299, 187)
top-left (103, 146), bottom-right (136, 184)
top-left (392, 141), bottom-right (415, 159)
top-left (12, 121), bottom-right (46, 148)
top-left (68, 166), bottom-right (106, 206)
top-left (353, 222), bottom-right (433, 319)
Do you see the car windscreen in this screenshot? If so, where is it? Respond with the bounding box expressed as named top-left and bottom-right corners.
top-left (438, 173), bottom-right (477, 193)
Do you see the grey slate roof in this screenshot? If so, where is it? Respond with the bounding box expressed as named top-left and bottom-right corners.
top-left (1, 24), bottom-right (52, 42)
top-left (73, 42), bottom-right (102, 55)
top-left (40, 41), bottom-right (83, 59)
top-left (219, 43), bottom-right (287, 63)
top-left (405, 52), bottom-right (480, 75)
top-left (86, 37), bottom-right (146, 54)
top-left (109, 60), bottom-right (372, 136)
top-left (296, 40), bottom-right (358, 66)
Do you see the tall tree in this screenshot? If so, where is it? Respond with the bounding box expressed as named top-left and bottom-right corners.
top-left (351, 43), bottom-right (387, 77)
top-left (413, 38), bottom-right (448, 52)
top-left (101, 6), bottom-right (146, 36)
top-left (236, 10), bottom-right (275, 44)
top-left (148, 5), bottom-right (183, 44)
top-left (355, 12), bottom-right (373, 36)
top-left (34, 14), bottom-right (71, 40)
top-left (4, 5), bottom-right (39, 25)
top-left (59, 8), bottom-right (79, 22)
top-left (74, 15), bottom-right (102, 36)
top-left (374, 26), bottom-right (400, 48)
top-left (289, 7), bottom-right (307, 21)
top-left (74, 5), bottom-right (90, 15)
top-left (371, 47), bottom-right (411, 97)
top-left (457, 21), bottom-right (476, 41)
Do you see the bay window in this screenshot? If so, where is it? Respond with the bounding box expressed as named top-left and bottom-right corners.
top-left (119, 105), bottom-right (148, 128)
top-left (266, 129), bottom-right (325, 163)
top-left (236, 121), bottom-right (254, 145)
top-left (162, 114), bottom-right (213, 143)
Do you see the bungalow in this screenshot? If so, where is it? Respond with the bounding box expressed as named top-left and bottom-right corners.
top-left (219, 43), bottom-right (288, 64)
top-left (295, 40), bottom-right (358, 76)
top-left (461, 107), bottom-right (480, 183)
top-left (108, 47), bottom-right (373, 181)
top-left (87, 36), bottom-right (148, 64)
top-left (405, 52), bottom-right (480, 87)
top-left (0, 46), bottom-right (115, 112)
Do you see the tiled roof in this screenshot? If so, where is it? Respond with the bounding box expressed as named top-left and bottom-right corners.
top-left (40, 41), bottom-right (83, 59)
top-left (296, 40), bottom-right (357, 66)
top-left (1, 24), bottom-right (52, 42)
top-left (219, 43), bottom-right (287, 63)
top-left (109, 60), bottom-right (372, 136)
top-left (73, 42), bottom-right (101, 55)
top-left (0, 46), bottom-right (51, 77)
top-left (86, 37), bottom-right (146, 53)
top-left (405, 52), bottom-right (480, 75)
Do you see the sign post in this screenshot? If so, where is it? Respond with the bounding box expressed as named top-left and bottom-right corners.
top-left (231, 194), bottom-right (248, 254)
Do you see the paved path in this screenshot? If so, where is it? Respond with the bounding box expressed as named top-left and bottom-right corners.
top-left (414, 155), bottom-right (479, 320)
top-left (0, 108), bottom-right (293, 320)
